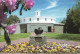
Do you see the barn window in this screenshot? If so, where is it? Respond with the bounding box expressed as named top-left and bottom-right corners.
top-left (37, 18), bottom-right (39, 21)
top-left (29, 18), bottom-right (31, 21)
top-left (51, 19), bottom-right (52, 21)
top-left (24, 19), bottom-right (25, 22)
top-left (45, 18), bottom-right (47, 21)
top-left (37, 12), bottom-right (38, 15)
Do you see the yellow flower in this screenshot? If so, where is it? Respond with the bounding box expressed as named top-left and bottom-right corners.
top-left (57, 46), bottom-right (60, 49)
top-left (41, 46), bottom-right (44, 48)
top-left (14, 49), bottom-right (17, 52)
top-left (32, 49), bottom-right (34, 51)
top-left (27, 46), bottom-right (31, 48)
top-left (54, 49), bottom-right (57, 52)
top-left (30, 51), bottom-right (32, 53)
top-left (43, 47), bottom-right (46, 50)
top-left (72, 48), bottom-right (75, 51)
top-left (5, 49), bottom-right (10, 52)
top-left (66, 49), bottom-right (70, 53)
top-left (51, 49), bottom-right (54, 52)
top-left (39, 49), bottom-right (43, 53)
top-left (37, 46), bottom-right (39, 49)
top-left (62, 49), bottom-right (66, 52)
top-left (27, 42), bottom-right (29, 44)
top-left (20, 46), bottom-right (24, 49)
top-left (44, 49), bottom-right (47, 51)
top-left (51, 45), bottom-right (53, 47)
top-left (36, 49), bottom-right (38, 52)
top-left (2, 49), bottom-right (6, 52)
top-left (8, 45), bottom-right (13, 49)
top-left (47, 41), bottom-right (49, 42)
top-left (21, 44), bottom-right (26, 47)
top-left (47, 50), bottom-right (51, 53)
top-left (18, 48), bottom-right (21, 52)
top-left (24, 51), bottom-right (28, 53)
top-left (66, 47), bottom-right (70, 49)
top-left (67, 50), bottom-right (70, 53)
top-left (31, 45), bottom-right (33, 47)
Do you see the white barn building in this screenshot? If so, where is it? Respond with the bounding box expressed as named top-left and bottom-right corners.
top-left (0, 10), bottom-right (64, 35)
top-left (20, 10), bottom-right (56, 33)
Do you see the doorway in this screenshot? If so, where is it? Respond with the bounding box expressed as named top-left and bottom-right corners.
top-left (48, 26), bottom-right (51, 32)
top-left (20, 24), bottom-right (27, 33)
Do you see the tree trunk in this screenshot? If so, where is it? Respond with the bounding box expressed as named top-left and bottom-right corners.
top-left (0, 24), bottom-right (11, 45)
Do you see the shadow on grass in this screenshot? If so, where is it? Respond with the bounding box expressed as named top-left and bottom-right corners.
top-left (55, 33), bottom-right (80, 41)
top-left (44, 33), bottom-right (80, 42)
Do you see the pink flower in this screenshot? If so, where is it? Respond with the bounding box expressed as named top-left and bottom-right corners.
top-left (0, 0), bottom-right (2, 3)
top-left (5, 0), bottom-right (17, 10)
top-left (0, 2), bottom-right (4, 10)
top-left (24, 0), bottom-right (34, 9)
top-left (5, 24), bottom-right (16, 34)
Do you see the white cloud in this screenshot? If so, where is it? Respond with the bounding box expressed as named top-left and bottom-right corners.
top-left (42, 0), bottom-right (58, 10)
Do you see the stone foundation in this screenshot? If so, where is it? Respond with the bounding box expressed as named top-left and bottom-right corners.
top-left (30, 36), bottom-right (46, 45)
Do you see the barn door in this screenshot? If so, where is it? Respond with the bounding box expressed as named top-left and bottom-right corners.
top-left (20, 24), bottom-right (27, 33)
top-left (48, 26), bottom-right (51, 32)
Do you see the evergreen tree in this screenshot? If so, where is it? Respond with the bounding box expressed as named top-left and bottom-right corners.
top-left (65, 0), bottom-right (80, 33)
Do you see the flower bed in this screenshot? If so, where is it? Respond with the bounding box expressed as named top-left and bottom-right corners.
top-left (0, 42), bottom-right (80, 53)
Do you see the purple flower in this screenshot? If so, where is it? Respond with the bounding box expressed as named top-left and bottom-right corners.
top-left (24, 0), bottom-right (34, 9)
top-left (5, 0), bottom-right (17, 10)
top-left (0, 48), bottom-right (2, 51)
top-left (5, 24), bottom-right (16, 34)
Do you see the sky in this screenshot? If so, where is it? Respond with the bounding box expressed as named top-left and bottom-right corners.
top-left (8, 0), bottom-right (76, 23)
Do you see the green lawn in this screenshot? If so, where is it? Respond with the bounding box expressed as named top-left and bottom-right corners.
top-left (43, 33), bottom-right (80, 41)
top-left (0, 33), bottom-right (31, 42)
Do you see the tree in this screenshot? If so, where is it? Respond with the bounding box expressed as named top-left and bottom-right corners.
top-left (4, 15), bottom-right (20, 25)
top-left (0, 0), bottom-right (34, 45)
top-left (66, 9), bottom-right (76, 33)
top-left (65, 0), bottom-right (80, 34)
top-left (61, 18), bottom-right (66, 24)
top-left (0, 27), bottom-right (1, 35)
top-left (72, 8), bottom-right (80, 33)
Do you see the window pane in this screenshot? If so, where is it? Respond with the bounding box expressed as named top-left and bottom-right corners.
top-left (37, 18), bottom-right (39, 21)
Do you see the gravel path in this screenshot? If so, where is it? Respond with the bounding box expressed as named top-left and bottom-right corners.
top-left (0, 38), bottom-right (29, 47)
top-left (0, 32), bottom-right (80, 47)
top-left (47, 38), bottom-right (80, 45)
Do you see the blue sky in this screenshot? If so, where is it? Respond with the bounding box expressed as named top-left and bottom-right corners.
top-left (8, 0), bottom-right (76, 23)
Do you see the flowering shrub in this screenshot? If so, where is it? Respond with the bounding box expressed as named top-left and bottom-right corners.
top-left (0, 42), bottom-right (80, 53)
top-left (0, 0), bottom-right (34, 45)
top-left (0, 0), bottom-right (34, 24)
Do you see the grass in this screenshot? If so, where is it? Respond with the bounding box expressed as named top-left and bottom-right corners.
top-left (0, 33), bottom-right (31, 42)
top-left (43, 33), bottom-right (80, 41)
